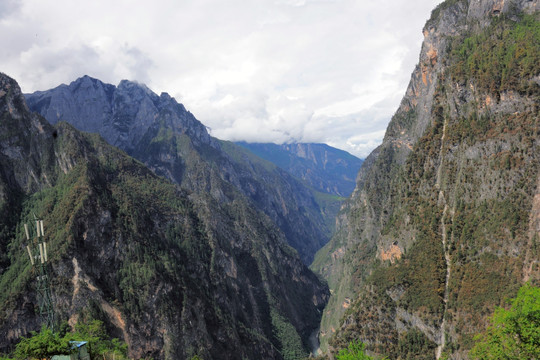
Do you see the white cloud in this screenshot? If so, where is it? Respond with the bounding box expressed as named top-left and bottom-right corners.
top-left (0, 0), bottom-right (22, 21)
top-left (0, 0), bottom-right (441, 158)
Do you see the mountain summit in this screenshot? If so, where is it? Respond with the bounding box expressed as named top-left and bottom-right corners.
top-left (26, 76), bottom-right (334, 264)
top-left (26, 75), bottom-right (212, 154)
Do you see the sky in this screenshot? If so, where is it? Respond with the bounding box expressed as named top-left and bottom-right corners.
top-left (0, 0), bottom-right (441, 158)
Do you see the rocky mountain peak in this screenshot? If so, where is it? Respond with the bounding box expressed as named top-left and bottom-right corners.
top-left (0, 73), bottom-right (57, 193)
top-left (116, 79), bottom-right (160, 104)
top-left (25, 76), bottom-right (213, 153)
top-left (158, 91), bottom-right (173, 103)
top-left (76, 74), bottom-right (107, 88)
top-left (69, 75), bottom-right (116, 104)
top-left (1, 72), bottom-right (30, 117)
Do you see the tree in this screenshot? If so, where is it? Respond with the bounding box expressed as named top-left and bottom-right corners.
top-left (64, 319), bottom-right (128, 359)
top-left (13, 326), bottom-right (69, 360)
top-left (12, 320), bottom-right (127, 360)
top-left (470, 283), bottom-right (540, 360)
top-left (336, 340), bottom-right (374, 360)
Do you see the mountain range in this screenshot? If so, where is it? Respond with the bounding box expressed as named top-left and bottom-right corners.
top-left (235, 142), bottom-right (363, 198)
top-left (0, 73), bottom-right (329, 359)
top-left (0, 0), bottom-right (538, 359)
top-left (25, 75), bottom-right (357, 265)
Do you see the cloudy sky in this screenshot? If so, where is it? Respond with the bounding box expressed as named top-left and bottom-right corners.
top-left (1, 0), bottom-right (441, 158)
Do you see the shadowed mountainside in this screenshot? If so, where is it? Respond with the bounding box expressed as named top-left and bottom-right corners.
top-left (0, 72), bottom-right (329, 359)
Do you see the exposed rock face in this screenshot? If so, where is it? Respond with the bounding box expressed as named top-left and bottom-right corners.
top-left (26, 77), bottom-right (330, 264)
top-left (1, 72), bottom-right (329, 359)
top-left (26, 75), bottom-right (213, 154)
top-left (236, 142), bottom-right (363, 197)
top-left (313, 0), bottom-right (539, 358)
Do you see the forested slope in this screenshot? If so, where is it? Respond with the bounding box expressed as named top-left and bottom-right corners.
top-left (313, 1), bottom-right (539, 358)
top-left (0, 73), bottom-right (328, 359)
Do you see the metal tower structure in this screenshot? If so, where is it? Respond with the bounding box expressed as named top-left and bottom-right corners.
top-left (24, 219), bottom-right (55, 332)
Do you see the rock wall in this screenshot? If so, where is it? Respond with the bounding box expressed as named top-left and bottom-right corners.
top-left (313, 0), bottom-right (539, 358)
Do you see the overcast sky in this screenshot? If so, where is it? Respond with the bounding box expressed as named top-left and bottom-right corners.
top-left (1, 0), bottom-right (441, 158)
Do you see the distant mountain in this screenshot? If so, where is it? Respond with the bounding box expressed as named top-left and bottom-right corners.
top-left (26, 76), bottom-right (210, 154)
top-left (0, 72), bottom-right (328, 359)
top-left (236, 142), bottom-right (363, 197)
top-left (25, 76), bottom-right (336, 264)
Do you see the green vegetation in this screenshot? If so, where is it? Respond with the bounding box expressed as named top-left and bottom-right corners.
top-left (450, 13), bottom-right (540, 96)
top-left (67, 320), bottom-right (128, 359)
top-left (0, 127), bottom-right (208, 355)
top-left (6, 319), bottom-right (127, 360)
top-left (312, 190), bottom-right (346, 237)
top-left (426, 0), bottom-right (467, 29)
top-left (470, 283), bottom-right (540, 360)
top-left (397, 329), bottom-right (437, 360)
top-left (220, 140), bottom-right (277, 173)
top-left (316, 4), bottom-right (539, 360)
top-left (270, 310), bottom-right (308, 360)
top-left (369, 227), bottom-right (446, 315)
top-left (336, 340), bottom-right (373, 360)
top-left (0, 163), bottom-right (94, 317)
top-left (336, 340), bottom-right (390, 360)
top-left (385, 108), bottom-right (417, 139)
top-left (12, 327), bottom-right (68, 360)
top-left (1, 74), bottom-right (328, 359)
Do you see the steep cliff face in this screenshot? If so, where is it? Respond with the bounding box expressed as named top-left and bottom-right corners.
top-left (26, 78), bottom-right (330, 264)
top-left (26, 76), bottom-right (212, 154)
top-left (313, 0), bottom-right (539, 358)
top-left (1, 73), bottom-right (329, 359)
top-left (235, 142), bottom-right (363, 197)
